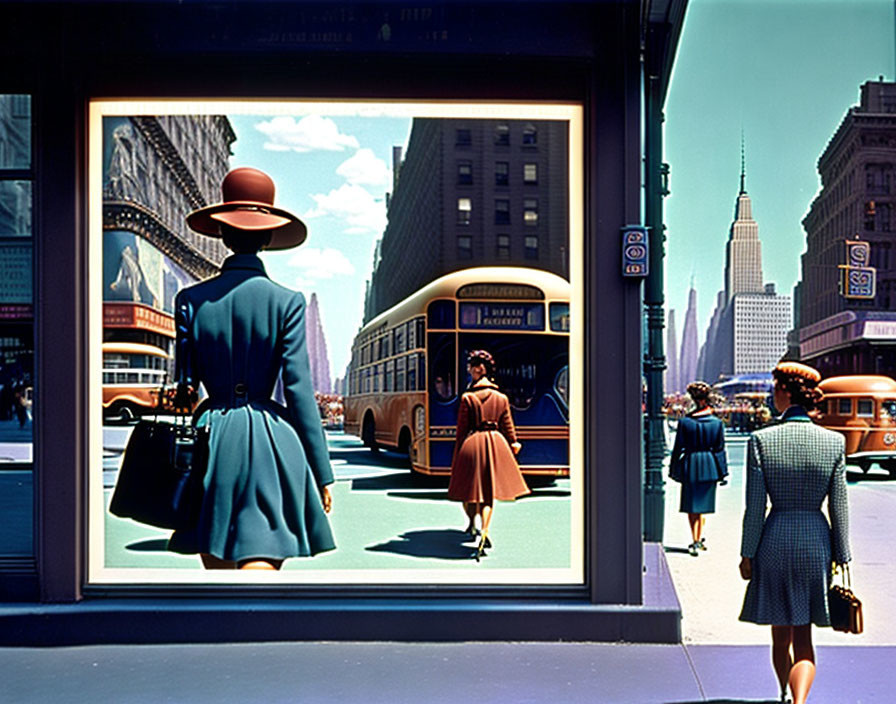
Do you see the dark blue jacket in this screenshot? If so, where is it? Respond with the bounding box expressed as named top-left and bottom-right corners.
top-left (669, 413), bottom-right (728, 484)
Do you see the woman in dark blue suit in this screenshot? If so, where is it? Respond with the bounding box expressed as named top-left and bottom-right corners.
top-left (669, 381), bottom-right (728, 556)
top-left (168, 167), bottom-right (335, 570)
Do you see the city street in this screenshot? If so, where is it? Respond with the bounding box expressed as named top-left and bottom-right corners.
top-left (101, 427), bottom-right (573, 574)
top-left (664, 432), bottom-right (896, 645)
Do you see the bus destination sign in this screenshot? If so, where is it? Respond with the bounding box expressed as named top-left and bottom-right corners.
top-left (459, 302), bottom-right (545, 330)
top-left (456, 283), bottom-right (544, 300)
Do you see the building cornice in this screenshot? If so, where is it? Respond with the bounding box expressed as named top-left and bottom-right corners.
top-left (104, 200), bottom-right (220, 280)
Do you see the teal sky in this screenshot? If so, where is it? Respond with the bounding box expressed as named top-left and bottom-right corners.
top-left (664, 0), bottom-right (895, 354)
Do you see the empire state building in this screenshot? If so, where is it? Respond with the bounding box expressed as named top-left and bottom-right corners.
top-left (724, 167), bottom-right (763, 303)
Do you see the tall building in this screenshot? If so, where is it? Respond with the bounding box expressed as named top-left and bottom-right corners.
top-left (665, 309), bottom-right (679, 394)
top-left (364, 117), bottom-right (569, 320)
top-left (797, 79), bottom-right (896, 376)
top-left (724, 156), bottom-right (763, 303)
top-left (679, 284), bottom-right (699, 387)
top-left (700, 160), bottom-right (791, 381)
top-left (306, 292), bottom-right (333, 394)
top-left (101, 115), bottom-right (235, 368)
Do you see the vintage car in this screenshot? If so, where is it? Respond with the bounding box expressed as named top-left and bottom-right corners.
top-left (816, 374), bottom-right (896, 474)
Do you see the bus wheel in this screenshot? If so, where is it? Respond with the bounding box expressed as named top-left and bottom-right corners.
top-left (362, 414), bottom-right (379, 453)
top-left (398, 427), bottom-right (412, 469)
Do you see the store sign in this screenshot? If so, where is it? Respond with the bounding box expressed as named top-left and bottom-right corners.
top-left (459, 302), bottom-right (545, 330)
top-left (103, 302), bottom-right (175, 337)
top-left (621, 225), bottom-right (649, 277)
top-left (863, 321), bottom-right (896, 339)
top-left (840, 240), bottom-right (876, 299)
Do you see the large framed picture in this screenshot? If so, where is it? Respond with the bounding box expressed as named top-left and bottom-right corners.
top-left (87, 100), bottom-right (583, 586)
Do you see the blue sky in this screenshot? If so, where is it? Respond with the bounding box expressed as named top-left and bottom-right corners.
top-left (664, 0), bottom-right (894, 352)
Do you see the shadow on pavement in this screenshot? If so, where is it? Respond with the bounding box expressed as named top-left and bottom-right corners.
top-left (126, 538), bottom-right (170, 552)
top-left (329, 447), bottom-right (410, 469)
top-left (663, 545), bottom-right (692, 555)
top-left (352, 472), bottom-right (446, 491)
top-left (366, 528), bottom-right (477, 560)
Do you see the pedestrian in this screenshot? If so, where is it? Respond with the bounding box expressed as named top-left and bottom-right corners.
top-left (668, 380), bottom-right (728, 556)
top-left (447, 349), bottom-right (529, 560)
top-left (167, 167), bottom-right (336, 570)
top-left (738, 361), bottom-right (851, 704)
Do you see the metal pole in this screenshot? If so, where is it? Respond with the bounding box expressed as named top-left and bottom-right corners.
top-left (643, 70), bottom-right (668, 542)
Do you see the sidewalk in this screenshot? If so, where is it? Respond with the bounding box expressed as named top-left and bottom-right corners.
top-left (2, 641), bottom-right (891, 703)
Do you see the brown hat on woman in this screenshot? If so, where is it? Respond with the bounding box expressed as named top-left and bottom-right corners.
top-left (186, 167), bottom-right (307, 250)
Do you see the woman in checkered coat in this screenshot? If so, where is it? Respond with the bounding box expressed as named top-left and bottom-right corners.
top-left (738, 362), bottom-right (851, 704)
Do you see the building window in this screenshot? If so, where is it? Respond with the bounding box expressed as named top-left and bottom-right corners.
top-left (523, 198), bottom-right (538, 226)
top-left (457, 160), bottom-right (473, 185)
top-left (457, 197), bottom-right (472, 225)
top-left (497, 234), bottom-right (510, 260)
top-left (494, 124), bottom-right (510, 146)
top-left (522, 123), bottom-right (537, 145)
top-left (523, 163), bottom-right (538, 184)
top-left (495, 161), bottom-right (509, 187)
top-left (455, 128), bottom-right (472, 146)
top-left (458, 235), bottom-right (473, 260)
top-left (495, 199), bottom-right (510, 225)
top-left (525, 235), bottom-right (539, 260)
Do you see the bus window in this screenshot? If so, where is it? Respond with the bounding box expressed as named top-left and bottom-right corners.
top-left (882, 400), bottom-right (896, 419)
top-left (838, 398), bottom-right (852, 415)
top-left (550, 303), bottom-right (570, 332)
top-left (415, 318), bottom-right (425, 350)
top-left (429, 332), bottom-right (456, 402)
top-left (385, 359), bottom-right (394, 392)
top-left (554, 365), bottom-right (569, 408)
top-left (375, 363), bottom-right (383, 392)
top-left (417, 352), bottom-right (426, 390)
top-left (407, 355), bottom-right (416, 391)
top-left (407, 320), bottom-right (416, 350)
top-left (427, 300), bottom-right (456, 330)
top-left (396, 356), bottom-right (406, 391)
top-left (857, 399), bottom-right (874, 417)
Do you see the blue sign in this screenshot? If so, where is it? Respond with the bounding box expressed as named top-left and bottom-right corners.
top-left (622, 225), bottom-right (649, 277)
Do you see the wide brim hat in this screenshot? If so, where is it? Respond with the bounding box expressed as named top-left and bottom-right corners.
top-left (186, 167), bottom-right (307, 250)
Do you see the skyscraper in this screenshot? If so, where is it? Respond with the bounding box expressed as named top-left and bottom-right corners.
top-left (724, 151), bottom-right (763, 303)
top-left (306, 292), bottom-right (333, 394)
top-left (679, 285), bottom-right (699, 387)
top-left (665, 309), bottom-right (679, 394)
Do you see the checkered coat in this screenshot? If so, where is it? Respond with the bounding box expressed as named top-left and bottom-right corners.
top-left (739, 413), bottom-right (851, 626)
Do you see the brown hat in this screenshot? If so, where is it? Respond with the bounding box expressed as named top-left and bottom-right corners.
top-left (186, 167), bottom-right (307, 250)
top-left (774, 361), bottom-right (821, 384)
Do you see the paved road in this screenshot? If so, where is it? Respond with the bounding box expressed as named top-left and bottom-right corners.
top-left (664, 432), bottom-right (896, 645)
top-left (100, 429), bottom-right (573, 577)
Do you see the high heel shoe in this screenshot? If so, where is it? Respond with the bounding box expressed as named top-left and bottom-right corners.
top-left (475, 531), bottom-right (489, 561)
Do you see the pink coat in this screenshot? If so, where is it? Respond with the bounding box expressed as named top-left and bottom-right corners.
top-left (447, 380), bottom-right (530, 503)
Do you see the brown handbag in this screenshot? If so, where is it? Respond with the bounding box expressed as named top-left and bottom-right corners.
top-left (829, 564), bottom-right (863, 634)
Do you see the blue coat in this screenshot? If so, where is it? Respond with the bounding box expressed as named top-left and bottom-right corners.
top-left (668, 414), bottom-right (728, 484)
top-left (168, 254), bottom-right (335, 562)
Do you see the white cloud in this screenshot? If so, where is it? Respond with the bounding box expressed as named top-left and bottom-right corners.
top-left (255, 115), bottom-right (360, 153)
top-left (287, 247), bottom-right (356, 287)
top-left (303, 183), bottom-right (387, 234)
top-left (336, 148), bottom-right (392, 186)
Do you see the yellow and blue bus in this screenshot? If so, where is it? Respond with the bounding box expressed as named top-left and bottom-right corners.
top-left (344, 267), bottom-right (570, 477)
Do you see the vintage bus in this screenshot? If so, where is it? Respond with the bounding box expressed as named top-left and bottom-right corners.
top-left (101, 341), bottom-right (169, 422)
top-left (344, 267), bottom-right (570, 477)
top-left (816, 374), bottom-right (896, 474)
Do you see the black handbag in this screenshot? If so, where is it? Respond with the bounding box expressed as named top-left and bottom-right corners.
top-left (829, 564), bottom-right (863, 634)
top-left (109, 416), bottom-right (209, 530)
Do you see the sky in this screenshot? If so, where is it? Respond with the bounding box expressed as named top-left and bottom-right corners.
top-left (664, 0), bottom-right (895, 349)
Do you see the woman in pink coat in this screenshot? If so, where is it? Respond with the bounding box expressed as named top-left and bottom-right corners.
top-left (448, 350), bottom-right (530, 560)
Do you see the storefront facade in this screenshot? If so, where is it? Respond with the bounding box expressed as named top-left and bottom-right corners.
top-left (0, 0), bottom-right (686, 643)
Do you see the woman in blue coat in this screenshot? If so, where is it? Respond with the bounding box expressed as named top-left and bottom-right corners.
top-left (669, 381), bottom-right (728, 556)
top-left (167, 167), bottom-right (335, 570)
top-left (739, 362), bottom-right (851, 704)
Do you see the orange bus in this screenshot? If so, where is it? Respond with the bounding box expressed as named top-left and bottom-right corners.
top-left (816, 374), bottom-right (896, 474)
top-left (101, 341), bottom-right (169, 422)
top-left (344, 266), bottom-right (570, 477)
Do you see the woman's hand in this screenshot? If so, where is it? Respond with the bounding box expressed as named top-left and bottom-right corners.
top-left (739, 556), bottom-right (752, 580)
top-left (321, 485), bottom-right (333, 514)
top-left (511, 442), bottom-right (522, 455)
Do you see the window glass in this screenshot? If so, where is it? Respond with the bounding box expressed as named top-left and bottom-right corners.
top-left (406, 354), bottom-right (417, 391)
top-left (525, 235), bottom-right (539, 260)
top-left (457, 197), bottom-right (472, 225)
top-left (495, 199), bottom-right (510, 225)
top-left (455, 128), bottom-right (471, 146)
top-left (857, 398), bottom-right (874, 417)
top-left (427, 300), bottom-right (455, 330)
top-left (0, 94), bottom-right (33, 560)
top-left (524, 198), bottom-right (539, 226)
top-left (495, 161), bottom-right (509, 186)
top-left (457, 160), bottom-right (472, 185)
top-left (497, 234), bottom-right (510, 260)
top-left (458, 235), bottom-right (472, 260)
top-left (428, 332), bottom-right (456, 403)
top-left (523, 163), bottom-right (538, 184)
top-left (550, 303), bottom-right (570, 332)
top-left (494, 124), bottom-right (510, 146)
top-left (522, 123), bottom-right (538, 145)
top-left (396, 355), bottom-right (407, 392)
